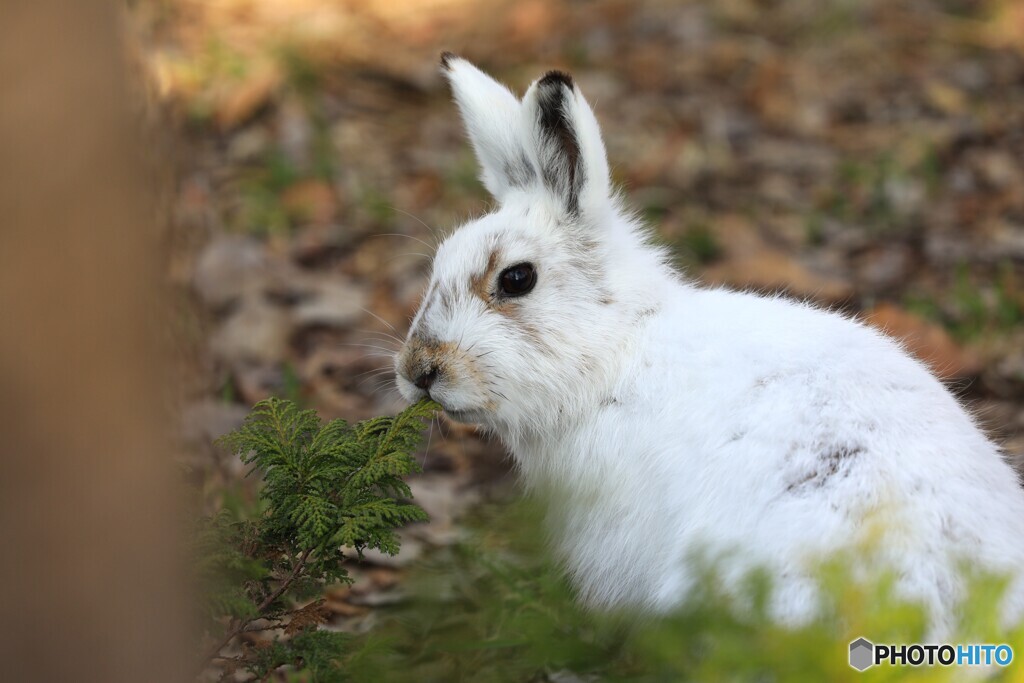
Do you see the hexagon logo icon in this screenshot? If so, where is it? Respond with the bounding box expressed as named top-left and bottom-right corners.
top-left (849, 637), bottom-right (874, 671)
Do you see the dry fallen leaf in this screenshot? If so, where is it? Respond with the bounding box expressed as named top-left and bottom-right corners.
top-left (703, 252), bottom-right (854, 303)
top-left (863, 303), bottom-right (980, 380)
top-left (285, 599), bottom-right (330, 635)
top-left (281, 179), bottom-right (339, 225)
top-left (215, 65), bottom-right (282, 132)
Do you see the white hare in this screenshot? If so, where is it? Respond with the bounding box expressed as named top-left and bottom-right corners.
top-left (395, 53), bottom-right (1024, 634)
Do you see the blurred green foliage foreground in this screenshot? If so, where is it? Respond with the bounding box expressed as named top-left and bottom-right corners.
top-left (371, 502), bottom-right (1022, 683)
top-left (198, 401), bottom-right (1022, 682)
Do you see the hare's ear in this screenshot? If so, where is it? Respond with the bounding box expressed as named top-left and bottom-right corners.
top-left (441, 53), bottom-right (533, 200)
top-left (522, 71), bottom-right (610, 219)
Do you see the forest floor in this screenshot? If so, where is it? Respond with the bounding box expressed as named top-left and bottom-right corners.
top-left (130, 0), bottom-right (1024, 669)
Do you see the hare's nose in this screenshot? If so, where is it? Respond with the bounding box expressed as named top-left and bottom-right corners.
top-left (413, 366), bottom-right (439, 391)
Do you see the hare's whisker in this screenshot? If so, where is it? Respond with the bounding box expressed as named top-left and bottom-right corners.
top-left (421, 417), bottom-right (435, 469)
top-left (373, 231), bottom-right (437, 254)
top-left (336, 343), bottom-right (399, 353)
top-left (352, 331), bottom-right (399, 348)
top-left (359, 307), bottom-right (402, 335)
top-left (385, 252), bottom-right (433, 265)
top-left (390, 207), bottom-right (442, 245)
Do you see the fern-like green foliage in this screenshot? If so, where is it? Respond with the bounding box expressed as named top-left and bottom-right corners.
top-left (199, 397), bottom-right (437, 679)
top-left (244, 629), bottom-right (394, 682)
top-left (194, 510), bottom-right (268, 624)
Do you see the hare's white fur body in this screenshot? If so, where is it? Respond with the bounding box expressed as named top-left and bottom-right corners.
top-left (396, 55), bottom-right (1024, 633)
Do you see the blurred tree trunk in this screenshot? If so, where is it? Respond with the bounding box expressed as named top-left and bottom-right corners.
top-left (0, 2), bottom-right (189, 681)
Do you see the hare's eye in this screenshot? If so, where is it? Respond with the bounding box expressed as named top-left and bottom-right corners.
top-left (498, 263), bottom-right (537, 297)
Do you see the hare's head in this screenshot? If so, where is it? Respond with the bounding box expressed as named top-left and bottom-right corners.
top-left (396, 55), bottom-right (668, 437)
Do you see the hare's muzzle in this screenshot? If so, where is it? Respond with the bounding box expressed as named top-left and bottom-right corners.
top-left (396, 335), bottom-right (455, 400)
top-left (412, 365), bottom-right (438, 392)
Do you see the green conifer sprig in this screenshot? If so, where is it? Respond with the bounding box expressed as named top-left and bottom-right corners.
top-left (200, 397), bottom-right (438, 678)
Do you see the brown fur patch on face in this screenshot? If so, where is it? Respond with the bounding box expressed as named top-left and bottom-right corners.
top-left (470, 248), bottom-right (502, 304)
top-left (399, 334), bottom-right (500, 414)
top-left (468, 248), bottom-right (528, 317)
top-left (401, 336), bottom-right (458, 383)
top-left (469, 267), bottom-right (553, 354)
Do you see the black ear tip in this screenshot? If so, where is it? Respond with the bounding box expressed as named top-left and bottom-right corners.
top-left (539, 70), bottom-right (574, 90)
top-left (440, 51), bottom-right (458, 71)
